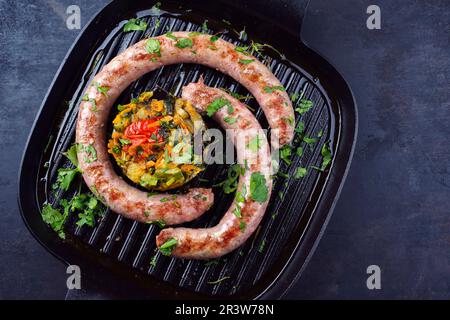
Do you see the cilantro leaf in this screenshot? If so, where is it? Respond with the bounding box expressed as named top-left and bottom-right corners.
top-left (250, 172), bottom-right (269, 203)
top-left (295, 167), bottom-right (307, 179)
top-left (145, 39), bottom-right (161, 56)
top-left (280, 145), bottom-right (292, 165)
top-left (123, 18), bottom-right (147, 32)
top-left (41, 204), bottom-right (67, 239)
top-left (175, 38), bottom-right (193, 49)
top-left (62, 144), bottom-right (79, 167)
top-left (295, 99), bottom-right (313, 115)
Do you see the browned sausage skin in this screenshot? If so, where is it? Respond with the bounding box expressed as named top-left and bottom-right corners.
top-left (156, 82), bottom-right (273, 259)
top-left (76, 31), bottom-right (289, 225)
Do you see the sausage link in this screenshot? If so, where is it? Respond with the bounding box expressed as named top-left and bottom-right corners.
top-left (156, 82), bottom-right (273, 259)
top-left (76, 31), bottom-right (288, 225)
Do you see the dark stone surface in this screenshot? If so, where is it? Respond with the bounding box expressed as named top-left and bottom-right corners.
top-left (0, 0), bottom-right (448, 299)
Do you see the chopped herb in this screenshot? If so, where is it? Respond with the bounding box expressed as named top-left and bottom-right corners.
top-left (165, 32), bottom-right (177, 40)
top-left (117, 104), bottom-right (126, 111)
top-left (296, 99), bottom-right (313, 115)
top-left (94, 82), bottom-right (110, 96)
top-left (62, 144), bottom-right (79, 167)
top-left (70, 193), bottom-right (104, 228)
top-left (88, 99), bottom-right (97, 112)
top-left (175, 37), bottom-right (193, 49)
top-left (295, 121), bottom-right (305, 133)
top-left (123, 18), bottom-right (147, 32)
top-left (264, 85), bottom-right (285, 93)
top-left (233, 206), bottom-right (242, 218)
top-left (283, 116), bottom-right (294, 126)
top-left (250, 172), bottom-right (269, 203)
top-left (303, 136), bottom-right (317, 145)
top-left (160, 197), bottom-right (169, 203)
top-left (280, 145), bottom-right (292, 165)
top-left (224, 116), bottom-right (237, 124)
top-left (148, 219), bottom-right (166, 228)
top-left (239, 221), bottom-right (246, 231)
top-left (145, 39), bottom-right (161, 56)
top-left (318, 130), bottom-right (323, 138)
top-left (290, 92), bottom-right (299, 102)
top-left (296, 146), bottom-right (304, 157)
top-left (214, 164), bottom-right (243, 194)
top-left (234, 45), bottom-right (250, 55)
top-left (188, 31), bottom-right (201, 37)
top-left (295, 167), bottom-right (307, 179)
top-left (206, 97), bottom-right (230, 117)
top-left (41, 204), bottom-right (67, 239)
top-left (319, 142), bottom-right (332, 171)
top-left (210, 35), bottom-right (219, 42)
top-left (227, 104), bottom-right (234, 114)
top-left (159, 238), bottom-right (178, 256)
top-left (239, 59), bottom-right (254, 65)
top-left (258, 239), bottom-right (266, 253)
top-left (84, 144), bottom-right (97, 163)
top-left (55, 167), bottom-right (80, 191)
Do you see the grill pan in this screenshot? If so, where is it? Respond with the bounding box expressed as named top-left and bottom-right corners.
top-left (18, 0), bottom-right (357, 299)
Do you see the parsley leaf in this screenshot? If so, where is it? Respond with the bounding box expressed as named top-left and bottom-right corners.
top-left (123, 18), bottom-right (147, 32)
top-left (94, 82), bottom-right (110, 96)
top-left (250, 172), bottom-right (269, 203)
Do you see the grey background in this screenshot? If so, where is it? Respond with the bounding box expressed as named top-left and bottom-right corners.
top-left (0, 0), bottom-right (449, 299)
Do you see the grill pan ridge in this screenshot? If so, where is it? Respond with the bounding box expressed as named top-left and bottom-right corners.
top-left (18, 0), bottom-right (357, 299)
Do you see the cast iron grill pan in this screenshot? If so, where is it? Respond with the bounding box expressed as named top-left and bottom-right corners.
top-left (19, 0), bottom-right (357, 299)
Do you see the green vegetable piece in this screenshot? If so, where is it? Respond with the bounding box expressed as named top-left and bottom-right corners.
top-left (250, 172), bottom-right (269, 203)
